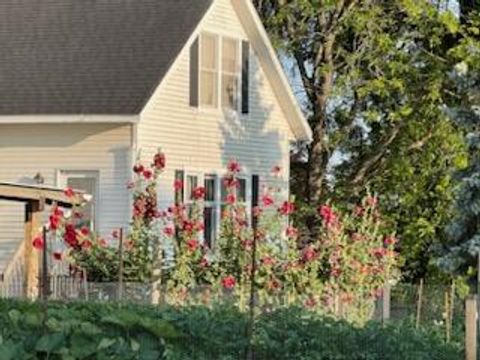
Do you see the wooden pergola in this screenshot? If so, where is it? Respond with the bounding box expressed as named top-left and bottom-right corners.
top-left (0, 182), bottom-right (86, 298)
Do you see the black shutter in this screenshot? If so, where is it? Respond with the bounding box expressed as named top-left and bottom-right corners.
top-left (241, 41), bottom-right (250, 114)
top-left (190, 37), bottom-right (199, 107)
top-left (251, 174), bottom-right (259, 229)
top-left (175, 170), bottom-right (185, 205)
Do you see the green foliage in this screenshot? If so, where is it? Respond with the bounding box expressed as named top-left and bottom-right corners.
top-left (0, 300), bottom-right (462, 359)
top-left (256, 0), bottom-right (472, 282)
top-left (0, 300), bottom-right (175, 359)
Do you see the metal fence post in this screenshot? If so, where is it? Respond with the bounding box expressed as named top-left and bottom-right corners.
top-left (465, 294), bottom-right (477, 360)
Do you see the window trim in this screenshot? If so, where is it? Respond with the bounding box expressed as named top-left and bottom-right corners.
top-left (56, 169), bottom-right (100, 231)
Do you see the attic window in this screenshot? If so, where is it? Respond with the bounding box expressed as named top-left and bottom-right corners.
top-left (200, 33), bottom-right (219, 107)
top-left (192, 33), bottom-right (249, 112)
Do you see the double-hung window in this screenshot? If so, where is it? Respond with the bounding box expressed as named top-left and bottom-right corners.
top-left (221, 38), bottom-right (239, 110)
top-left (191, 33), bottom-right (249, 113)
top-left (200, 33), bottom-right (219, 107)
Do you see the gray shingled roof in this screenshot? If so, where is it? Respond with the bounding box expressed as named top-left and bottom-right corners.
top-left (0, 0), bottom-right (213, 114)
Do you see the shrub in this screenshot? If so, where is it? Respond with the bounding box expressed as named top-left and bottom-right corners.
top-left (0, 300), bottom-right (462, 360)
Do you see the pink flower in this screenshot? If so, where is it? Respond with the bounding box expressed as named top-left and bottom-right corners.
top-left (261, 256), bottom-right (276, 266)
top-left (53, 252), bottom-right (62, 261)
top-left (272, 166), bottom-right (281, 175)
top-left (64, 187), bottom-right (75, 198)
top-left (64, 224), bottom-right (78, 247)
top-left (227, 160), bottom-right (241, 173)
top-left (81, 239), bottom-right (92, 250)
top-left (302, 246), bottom-right (316, 262)
top-left (143, 169), bottom-right (153, 180)
top-left (222, 275), bottom-right (236, 289)
top-left (80, 226), bottom-right (90, 236)
top-left (49, 215), bottom-right (61, 231)
top-left (384, 235), bottom-right (397, 246)
top-left (278, 201), bottom-right (295, 216)
top-left (226, 193), bottom-right (236, 205)
top-left (126, 181), bottom-right (135, 190)
top-left (152, 151), bottom-right (166, 171)
top-left (187, 239), bottom-right (199, 252)
top-left (33, 235), bottom-right (44, 250)
top-left (261, 194), bottom-right (274, 207)
top-left (286, 226), bottom-right (299, 239)
top-left (164, 227), bottom-right (175, 237)
top-left (372, 247), bottom-right (387, 258)
top-left (192, 186), bottom-right (206, 200)
top-left (354, 205), bottom-right (364, 217)
top-left (318, 205), bottom-right (337, 226)
top-left (174, 179), bottom-right (183, 191)
top-left (223, 176), bottom-right (239, 189)
top-left (133, 164), bottom-right (144, 174)
top-left (111, 230), bottom-right (119, 239)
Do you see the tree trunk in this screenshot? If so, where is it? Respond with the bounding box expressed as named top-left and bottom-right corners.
top-left (307, 35), bottom-right (335, 205)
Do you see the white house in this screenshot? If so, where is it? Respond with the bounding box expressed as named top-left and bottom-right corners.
top-left (0, 0), bottom-right (311, 273)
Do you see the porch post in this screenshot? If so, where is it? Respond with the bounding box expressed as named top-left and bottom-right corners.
top-left (24, 199), bottom-right (44, 298)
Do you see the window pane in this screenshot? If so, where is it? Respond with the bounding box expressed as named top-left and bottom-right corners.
top-left (67, 177), bottom-right (96, 230)
top-left (201, 34), bottom-right (217, 70)
top-left (204, 206), bottom-right (216, 248)
top-left (187, 175), bottom-right (198, 201)
top-left (204, 175), bottom-right (217, 202)
top-left (200, 71), bottom-right (218, 107)
top-left (222, 38), bottom-right (238, 73)
top-left (222, 74), bottom-right (238, 110)
top-left (238, 178), bottom-right (246, 203)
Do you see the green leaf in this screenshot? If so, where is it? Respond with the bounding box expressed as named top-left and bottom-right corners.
top-left (35, 333), bottom-right (66, 353)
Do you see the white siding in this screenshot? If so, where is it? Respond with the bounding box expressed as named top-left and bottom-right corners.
top-left (139, 0), bottom-right (294, 208)
top-left (0, 123), bottom-right (132, 271)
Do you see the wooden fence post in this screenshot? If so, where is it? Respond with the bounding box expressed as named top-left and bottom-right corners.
top-left (117, 228), bottom-right (124, 301)
top-left (382, 282), bottom-right (391, 325)
top-left (465, 295), bottom-right (477, 360)
top-left (416, 279), bottom-right (424, 329)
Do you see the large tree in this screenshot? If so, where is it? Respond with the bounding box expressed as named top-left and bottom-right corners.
top-left (254, 0), bottom-right (471, 280)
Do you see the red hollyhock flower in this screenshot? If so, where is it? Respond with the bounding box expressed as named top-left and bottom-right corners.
top-left (318, 205), bottom-right (337, 226)
top-left (53, 207), bottom-right (64, 217)
top-left (133, 164), bottom-right (144, 174)
top-left (302, 246), bottom-right (316, 262)
top-left (143, 169), bottom-right (153, 180)
top-left (222, 275), bottom-right (236, 289)
top-left (278, 201), bottom-right (295, 216)
top-left (63, 224), bottom-right (78, 247)
top-left (186, 239), bottom-right (199, 252)
top-left (226, 193), bottom-right (236, 205)
top-left (174, 179), bottom-right (183, 191)
top-left (64, 187), bottom-right (75, 198)
top-left (267, 278), bottom-right (281, 291)
top-left (372, 247), bottom-right (387, 258)
top-left (354, 205), bottom-right (364, 217)
top-left (331, 267), bottom-right (342, 278)
top-left (261, 256), bottom-right (275, 266)
top-left (82, 239), bottom-right (92, 250)
top-left (163, 227), bottom-right (175, 237)
top-left (32, 235), bottom-right (44, 250)
top-left (111, 230), bottom-right (119, 239)
top-left (223, 176), bottom-right (239, 189)
top-left (192, 186), bottom-right (206, 200)
top-left (152, 151), bottom-right (166, 171)
top-left (261, 194), bottom-right (274, 207)
top-left (227, 160), bottom-right (241, 173)
top-left (80, 226), bottom-right (90, 236)
top-left (286, 226), bottom-right (298, 239)
top-left (73, 211), bottom-right (83, 219)
top-left (384, 235), bottom-right (397, 246)
top-left (126, 181), bottom-right (135, 190)
top-left (272, 165), bottom-right (281, 175)
top-left (98, 238), bottom-right (107, 247)
top-left (53, 252), bottom-right (62, 261)
top-left (49, 215), bottom-right (61, 231)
